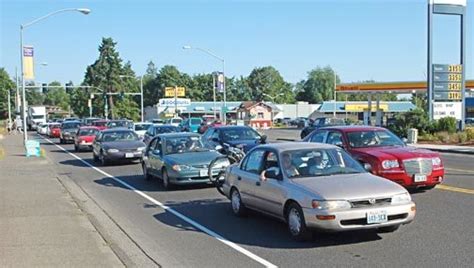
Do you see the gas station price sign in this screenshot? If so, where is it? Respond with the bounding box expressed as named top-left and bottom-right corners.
top-left (432, 64), bottom-right (463, 101)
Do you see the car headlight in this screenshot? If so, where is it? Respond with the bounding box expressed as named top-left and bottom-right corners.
top-left (137, 147), bottom-right (146, 151)
top-left (382, 159), bottom-right (399, 169)
top-left (172, 164), bottom-right (192, 172)
top-left (107, 148), bottom-right (119, 153)
top-left (432, 157), bottom-right (441, 166)
top-left (391, 193), bottom-right (411, 205)
top-left (312, 200), bottom-right (351, 210)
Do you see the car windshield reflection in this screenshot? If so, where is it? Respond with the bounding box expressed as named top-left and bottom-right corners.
top-left (164, 136), bottom-right (208, 155)
top-left (347, 130), bottom-right (405, 148)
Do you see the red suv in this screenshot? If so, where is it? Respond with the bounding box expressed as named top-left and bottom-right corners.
top-left (304, 126), bottom-right (444, 190)
top-left (74, 126), bottom-right (100, 152)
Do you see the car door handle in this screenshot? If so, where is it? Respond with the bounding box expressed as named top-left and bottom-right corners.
top-left (256, 181), bottom-right (261, 186)
top-left (237, 177), bottom-right (242, 181)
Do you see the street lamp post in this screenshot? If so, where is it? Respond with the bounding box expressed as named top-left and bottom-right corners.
top-left (182, 45), bottom-right (227, 124)
top-left (20, 8), bottom-right (90, 145)
top-left (119, 75), bottom-right (144, 122)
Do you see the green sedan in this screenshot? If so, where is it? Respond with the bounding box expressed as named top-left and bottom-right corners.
top-left (141, 133), bottom-right (228, 189)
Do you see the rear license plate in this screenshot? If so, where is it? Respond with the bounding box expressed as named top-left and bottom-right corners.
top-left (414, 174), bottom-right (427, 182)
top-left (125, 153), bottom-right (134, 158)
top-left (200, 169), bottom-right (208, 177)
top-left (367, 210), bottom-right (388, 224)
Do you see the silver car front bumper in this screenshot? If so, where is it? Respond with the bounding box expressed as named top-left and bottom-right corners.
top-left (303, 202), bottom-right (416, 231)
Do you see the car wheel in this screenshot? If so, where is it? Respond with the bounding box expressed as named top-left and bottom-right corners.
top-left (286, 203), bottom-right (312, 241)
top-left (162, 169), bottom-right (172, 190)
top-left (100, 151), bottom-right (108, 166)
top-left (143, 163), bottom-right (152, 181)
top-left (230, 188), bottom-right (247, 217)
top-left (377, 225), bottom-right (400, 233)
top-left (59, 138), bottom-right (64, 144)
top-left (74, 144), bottom-right (79, 152)
top-left (423, 185), bottom-right (437, 190)
top-left (92, 151), bottom-right (99, 162)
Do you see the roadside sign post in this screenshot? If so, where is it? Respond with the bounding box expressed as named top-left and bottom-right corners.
top-left (164, 86), bottom-right (185, 117)
top-left (427, 0), bottom-right (467, 130)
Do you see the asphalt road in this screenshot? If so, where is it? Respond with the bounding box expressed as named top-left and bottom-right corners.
top-left (36, 130), bottom-right (473, 267)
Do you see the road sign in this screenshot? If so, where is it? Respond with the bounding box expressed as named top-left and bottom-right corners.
top-left (433, 82), bottom-right (462, 91)
top-left (432, 64), bottom-right (462, 73)
top-left (158, 98), bottom-right (191, 107)
top-left (165, 87), bottom-right (185, 97)
top-left (433, 73), bottom-right (462, 82)
top-left (432, 63), bottom-right (464, 101)
top-left (433, 102), bottom-right (462, 120)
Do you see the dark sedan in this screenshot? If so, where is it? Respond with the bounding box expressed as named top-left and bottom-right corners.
top-left (201, 125), bottom-right (266, 153)
top-left (59, 121), bottom-right (82, 144)
top-left (300, 117), bottom-right (347, 139)
top-left (92, 128), bottom-right (146, 165)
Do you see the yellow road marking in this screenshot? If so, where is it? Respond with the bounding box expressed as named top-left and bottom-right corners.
top-left (445, 168), bottom-right (474, 174)
top-left (437, 184), bottom-right (474, 195)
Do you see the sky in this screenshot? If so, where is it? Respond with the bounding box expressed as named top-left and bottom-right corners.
top-left (0, 0), bottom-right (472, 86)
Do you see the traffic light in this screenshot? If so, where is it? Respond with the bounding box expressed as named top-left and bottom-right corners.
top-left (118, 91), bottom-right (125, 100)
top-left (102, 92), bottom-right (107, 100)
top-left (65, 82), bottom-right (73, 94)
top-left (42, 83), bottom-right (48, 93)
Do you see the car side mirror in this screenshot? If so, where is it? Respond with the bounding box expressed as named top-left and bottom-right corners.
top-left (363, 163), bottom-right (372, 172)
top-left (334, 141), bottom-right (344, 149)
top-left (260, 134), bottom-right (267, 143)
top-left (402, 138), bottom-right (408, 144)
top-left (265, 167), bottom-right (282, 180)
top-left (153, 149), bottom-right (161, 155)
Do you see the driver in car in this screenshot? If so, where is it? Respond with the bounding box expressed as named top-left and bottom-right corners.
top-left (281, 153), bottom-right (300, 178)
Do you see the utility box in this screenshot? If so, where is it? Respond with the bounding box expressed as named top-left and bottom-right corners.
top-left (407, 128), bottom-right (418, 144)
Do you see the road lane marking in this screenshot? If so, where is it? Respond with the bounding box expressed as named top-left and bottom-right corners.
top-left (41, 136), bottom-right (277, 268)
top-left (437, 185), bottom-right (474, 195)
top-left (445, 168), bottom-right (474, 174)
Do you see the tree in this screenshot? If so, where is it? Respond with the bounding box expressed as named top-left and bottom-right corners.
top-left (296, 66), bottom-right (339, 104)
top-left (0, 68), bottom-right (15, 119)
top-left (247, 66), bottom-right (294, 103)
top-left (143, 61), bottom-right (160, 107)
top-left (84, 37), bottom-right (131, 119)
top-left (44, 81), bottom-right (70, 111)
top-left (25, 81), bottom-right (44, 106)
top-left (70, 84), bottom-right (91, 117)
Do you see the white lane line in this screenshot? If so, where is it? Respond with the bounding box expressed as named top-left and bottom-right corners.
top-left (41, 136), bottom-right (277, 268)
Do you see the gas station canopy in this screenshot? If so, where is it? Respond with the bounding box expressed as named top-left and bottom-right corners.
top-left (336, 80), bottom-right (474, 93)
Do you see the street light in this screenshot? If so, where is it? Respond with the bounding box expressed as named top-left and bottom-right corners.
top-left (182, 45), bottom-right (227, 123)
top-left (262, 92), bottom-right (284, 102)
top-left (119, 75), bottom-right (144, 122)
top-left (20, 8), bottom-right (91, 145)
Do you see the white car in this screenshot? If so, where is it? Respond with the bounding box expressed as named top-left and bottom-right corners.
top-left (37, 123), bottom-right (49, 135)
top-left (134, 122), bottom-right (153, 139)
top-left (167, 117), bottom-right (182, 127)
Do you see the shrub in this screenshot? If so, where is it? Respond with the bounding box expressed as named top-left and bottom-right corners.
top-left (389, 109), bottom-right (431, 137)
top-left (466, 128), bottom-right (474, 141)
top-left (436, 117), bottom-right (457, 133)
top-left (457, 132), bottom-right (468, 143)
top-left (436, 132), bottom-right (450, 143)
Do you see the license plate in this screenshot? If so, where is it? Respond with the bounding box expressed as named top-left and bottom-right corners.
top-left (125, 153), bottom-right (134, 158)
top-left (367, 210), bottom-right (388, 224)
top-left (200, 169), bottom-right (208, 177)
top-left (414, 174), bottom-right (427, 182)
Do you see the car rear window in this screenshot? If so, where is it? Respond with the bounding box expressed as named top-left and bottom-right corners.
top-left (156, 126), bottom-right (179, 134)
top-left (190, 119), bottom-right (201, 125)
top-left (135, 124), bottom-right (151, 131)
top-left (62, 123), bottom-right (81, 129)
top-left (79, 128), bottom-right (98, 136)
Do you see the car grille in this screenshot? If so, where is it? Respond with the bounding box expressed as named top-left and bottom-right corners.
top-left (121, 148), bottom-right (138, 152)
top-left (340, 213), bottom-right (408, 226)
top-left (350, 198), bottom-right (392, 208)
top-left (192, 164), bottom-right (209, 169)
top-left (403, 158), bottom-right (432, 176)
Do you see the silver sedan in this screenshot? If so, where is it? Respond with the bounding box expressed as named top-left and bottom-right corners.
top-left (222, 142), bottom-right (416, 240)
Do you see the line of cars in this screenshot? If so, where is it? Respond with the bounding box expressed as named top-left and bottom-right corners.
top-left (40, 117), bottom-right (445, 241)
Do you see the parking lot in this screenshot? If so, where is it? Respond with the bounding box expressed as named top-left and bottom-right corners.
top-left (36, 128), bottom-right (473, 267)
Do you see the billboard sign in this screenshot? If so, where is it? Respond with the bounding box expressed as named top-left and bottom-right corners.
top-left (158, 98), bottom-right (191, 107)
top-left (433, 102), bottom-right (462, 120)
top-left (23, 46), bottom-right (35, 80)
top-left (164, 87), bottom-right (185, 97)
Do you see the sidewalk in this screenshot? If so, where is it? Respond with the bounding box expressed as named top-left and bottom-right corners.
top-left (411, 143), bottom-right (474, 155)
top-left (0, 134), bottom-right (123, 267)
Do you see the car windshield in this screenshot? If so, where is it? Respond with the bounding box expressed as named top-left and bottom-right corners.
top-left (282, 149), bottom-right (365, 178)
top-left (347, 130), bottom-right (405, 148)
top-left (107, 121), bottom-right (130, 128)
top-left (49, 124), bottom-right (60, 129)
top-left (102, 131), bottom-right (138, 142)
top-left (190, 118), bottom-right (201, 125)
top-left (93, 121), bottom-right (107, 127)
top-left (62, 123), bottom-right (81, 129)
top-left (135, 124), bottom-right (151, 131)
top-left (164, 136), bottom-right (207, 154)
top-left (79, 128), bottom-right (98, 136)
top-left (155, 126), bottom-right (179, 134)
top-left (32, 115), bottom-right (44, 119)
top-left (170, 118), bottom-right (182, 123)
top-left (221, 128), bottom-right (260, 141)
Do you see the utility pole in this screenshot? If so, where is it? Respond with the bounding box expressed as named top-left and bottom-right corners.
top-left (174, 85), bottom-right (178, 117)
top-left (7, 90), bottom-right (12, 126)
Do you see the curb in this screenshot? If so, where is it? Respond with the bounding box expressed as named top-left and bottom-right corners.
top-left (416, 147), bottom-right (474, 155)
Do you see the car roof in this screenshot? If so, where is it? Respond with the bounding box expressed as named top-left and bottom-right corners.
top-left (62, 120), bottom-right (81, 124)
top-left (319, 125), bottom-right (387, 132)
top-left (212, 125), bottom-right (252, 130)
top-left (256, 142), bottom-right (337, 152)
top-left (79, 126), bottom-right (99, 129)
top-left (153, 124), bottom-right (177, 128)
top-left (156, 132), bottom-right (200, 138)
top-left (101, 127), bottom-right (133, 133)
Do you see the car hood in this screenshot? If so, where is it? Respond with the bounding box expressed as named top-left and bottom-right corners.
top-left (102, 140), bottom-right (145, 149)
top-left (291, 173), bottom-right (406, 200)
top-left (352, 146), bottom-right (439, 160)
top-left (77, 135), bottom-right (96, 142)
top-left (165, 150), bottom-right (221, 166)
top-left (225, 139), bottom-right (262, 152)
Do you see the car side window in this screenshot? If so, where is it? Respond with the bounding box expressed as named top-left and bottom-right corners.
top-left (310, 130), bottom-right (328, 143)
top-left (95, 133), bottom-right (102, 142)
top-left (242, 150), bottom-right (265, 174)
top-left (326, 131), bottom-right (343, 146)
top-left (146, 127), bottom-right (153, 136)
top-left (211, 129), bottom-right (220, 141)
top-left (153, 138), bottom-right (162, 151)
top-left (262, 151), bottom-right (279, 172)
top-left (203, 128), bottom-right (213, 140)
top-left (148, 138), bottom-right (158, 152)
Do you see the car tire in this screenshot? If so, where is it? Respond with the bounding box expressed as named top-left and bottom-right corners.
top-left (423, 185), bottom-right (437, 190)
top-left (230, 188), bottom-right (247, 217)
top-left (162, 169), bottom-right (172, 190)
top-left (59, 138), bottom-right (64, 144)
top-left (93, 152), bottom-right (99, 162)
top-left (143, 163), bottom-right (152, 181)
top-left (74, 144), bottom-right (79, 152)
top-left (377, 225), bottom-right (400, 233)
top-left (100, 151), bottom-right (108, 166)
top-left (286, 203), bottom-right (312, 241)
